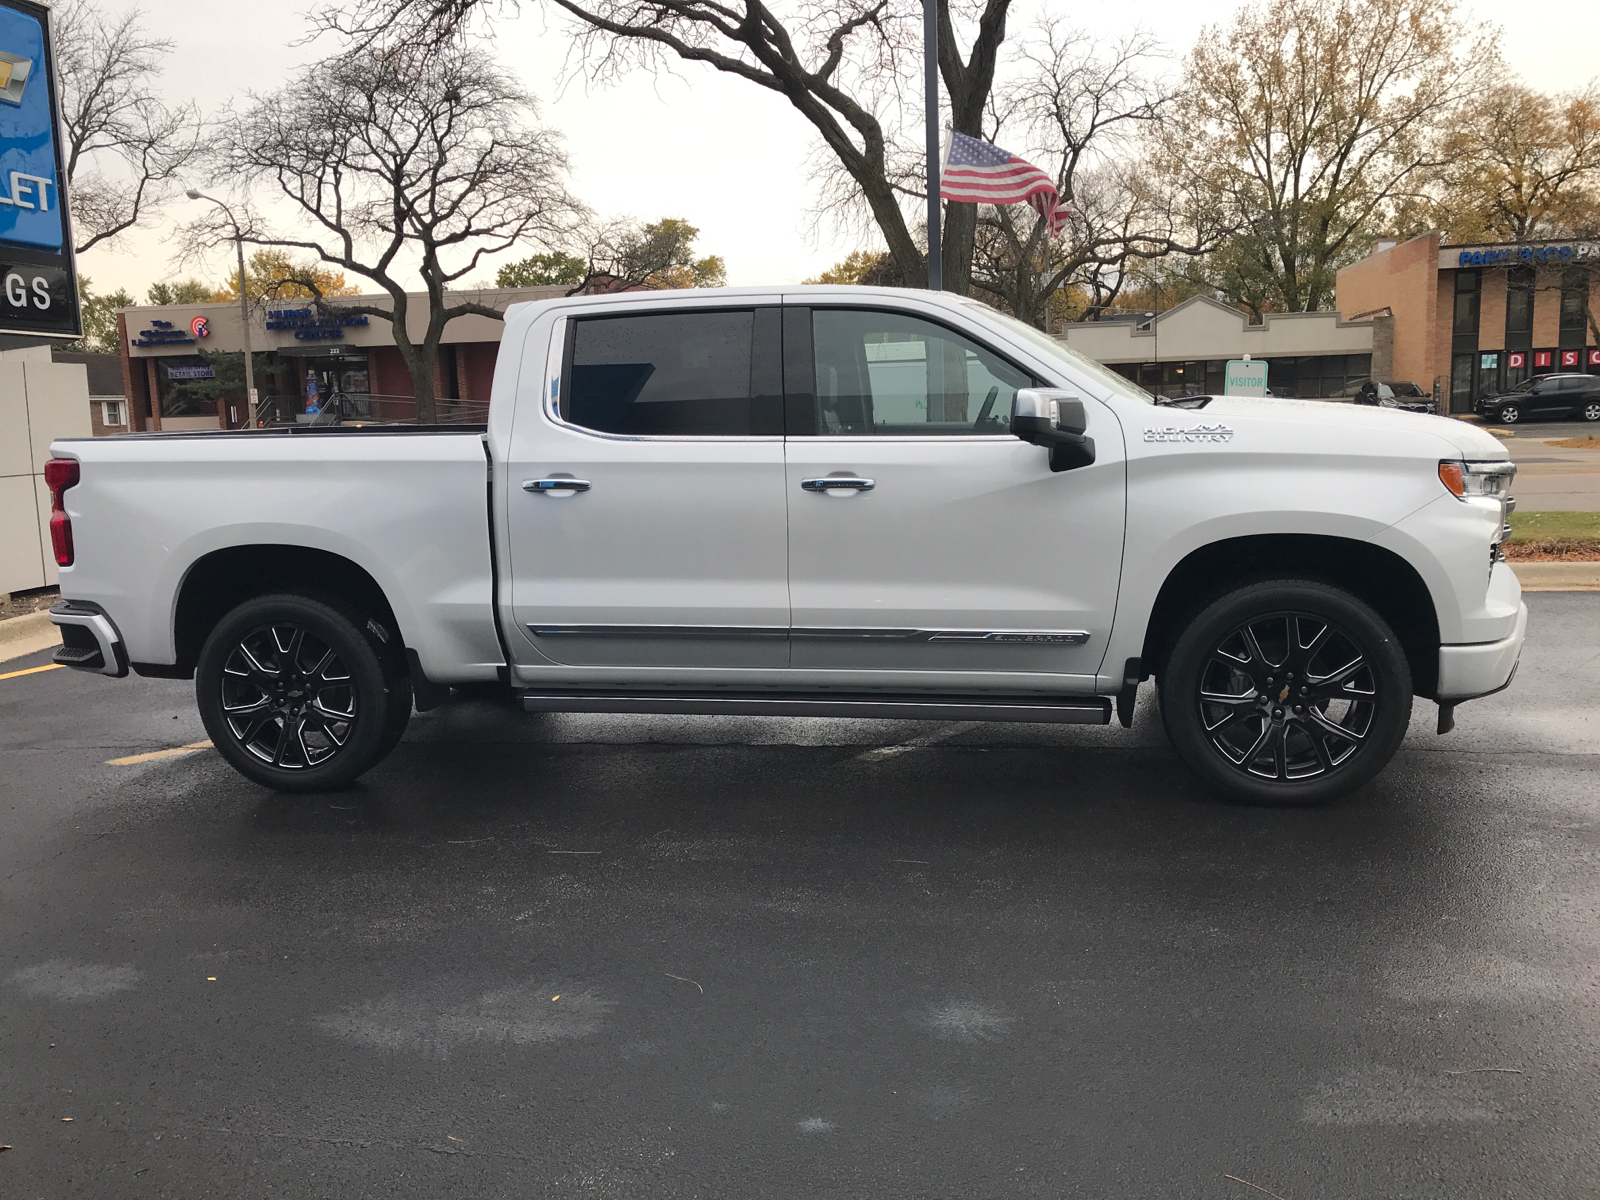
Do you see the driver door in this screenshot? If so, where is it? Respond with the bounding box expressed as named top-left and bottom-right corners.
top-left (781, 305), bottom-right (1125, 686)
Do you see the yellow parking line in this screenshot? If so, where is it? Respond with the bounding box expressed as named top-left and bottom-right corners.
top-left (0, 663), bottom-right (64, 682)
top-left (107, 740), bottom-right (213, 766)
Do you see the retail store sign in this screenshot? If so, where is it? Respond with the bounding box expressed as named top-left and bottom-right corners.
top-left (1590, 350), bottom-right (1600, 366)
top-left (132, 318), bottom-right (195, 348)
top-left (1535, 351), bottom-right (1553, 368)
top-left (0, 0), bottom-right (78, 338)
top-left (1223, 358), bottom-right (1268, 397)
top-left (1455, 242), bottom-right (1600, 267)
top-left (1508, 352), bottom-right (1526, 369)
top-left (265, 306), bottom-right (371, 341)
top-left (1561, 350), bottom-right (1583, 368)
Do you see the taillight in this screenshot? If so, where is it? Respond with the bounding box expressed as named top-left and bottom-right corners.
top-left (44, 457), bottom-right (79, 567)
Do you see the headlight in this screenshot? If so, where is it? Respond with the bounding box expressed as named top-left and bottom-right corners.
top-left (1439, 459), bottom-right (1516, 499)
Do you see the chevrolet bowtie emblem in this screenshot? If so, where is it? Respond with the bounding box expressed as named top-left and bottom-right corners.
top-left (0, 51), bottom-right (33, 107)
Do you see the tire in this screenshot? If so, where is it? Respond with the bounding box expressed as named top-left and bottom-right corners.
top-left (195, 593), bottom-right (398, 793)
top-left (1497, 404), bottom-right (1520, 424)
top-left (1582, 401), bottom-right (1600, 423)
top-left (1160, 581), bottom-right (1413, 806)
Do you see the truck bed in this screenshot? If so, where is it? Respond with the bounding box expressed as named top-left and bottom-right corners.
top-left (51, 428), bottom-right (504, 683)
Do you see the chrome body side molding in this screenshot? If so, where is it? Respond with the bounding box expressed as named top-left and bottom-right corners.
top-left (529, 624), bottom-right (1090, 646)
top-left (529, 624), bottom-right (788, 640)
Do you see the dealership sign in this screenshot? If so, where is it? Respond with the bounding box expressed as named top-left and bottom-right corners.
top-left (0, 0), bottom-right (78, 338)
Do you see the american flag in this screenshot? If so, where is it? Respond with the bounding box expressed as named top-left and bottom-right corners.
top-left (939, 131), bottom-right (1068, 236)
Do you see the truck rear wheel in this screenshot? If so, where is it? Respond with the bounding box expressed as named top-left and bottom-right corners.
top-left (1160, 581), bottom-right (1412, 806)
top-left (195, 594), bottom-right (398, 793)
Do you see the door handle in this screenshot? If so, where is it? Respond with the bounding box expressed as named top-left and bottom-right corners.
top-left (801, 476), bottom-right (875, 493)
top-left (523, 478), bottom-right (591, 494)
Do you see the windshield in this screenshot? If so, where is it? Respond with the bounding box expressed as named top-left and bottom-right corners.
top-left (959, 298), bottom-right (1158, 405)
top-left (1509, 378), bottom-right (1535, 393)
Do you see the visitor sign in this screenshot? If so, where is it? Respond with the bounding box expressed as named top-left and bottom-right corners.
top-left (1224, 358), bottom-right (1268, 398)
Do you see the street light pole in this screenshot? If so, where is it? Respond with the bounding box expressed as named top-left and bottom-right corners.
top-left (186, 190), bottom-right (257, 426)
top-left (923, 0), bottom-right (941, 292)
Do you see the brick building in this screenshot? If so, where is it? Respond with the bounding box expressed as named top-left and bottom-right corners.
top-left (1336, 232), bottom-right (1600, 414)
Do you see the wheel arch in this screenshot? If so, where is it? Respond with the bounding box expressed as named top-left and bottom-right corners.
top-left (161, 545), bottom-right (404, 680)
top-left (1140, 534), bottom-right (1441, 699)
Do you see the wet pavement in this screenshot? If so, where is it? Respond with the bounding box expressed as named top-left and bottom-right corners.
top-left (2, 592), bottom-right (1597, 1199)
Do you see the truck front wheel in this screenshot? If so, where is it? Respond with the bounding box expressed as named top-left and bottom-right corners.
top-left (195, 594), bottom-right (398, 793)
top-left (1160, 581), bottom-right (1413, 805)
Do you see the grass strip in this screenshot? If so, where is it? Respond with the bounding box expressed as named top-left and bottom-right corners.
top-left (1505, 511), bottom-right (1600, 543)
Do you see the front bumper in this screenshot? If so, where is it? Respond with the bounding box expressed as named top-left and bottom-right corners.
top-left (1437, 600), bottom-right (1527, 702)
top-left (49, 601), bottom-right (129, 678)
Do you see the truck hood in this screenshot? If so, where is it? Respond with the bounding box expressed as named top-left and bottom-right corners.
top-left (1186, 397), bottom-right (1509, 460)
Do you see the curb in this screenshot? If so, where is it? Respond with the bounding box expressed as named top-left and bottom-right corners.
top-left (0, 610), bottom-right (61, 665)
top-left (1511, 562), bottom-right (1600, 591)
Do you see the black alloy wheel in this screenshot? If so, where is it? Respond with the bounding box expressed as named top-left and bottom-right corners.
top-left (1497, 404), bottom-right (1521, 424)
top-left (1196, 613), bottom-right (1376, 781)
top-left (197, 593), bottom-right (400, 792)
top-left (221, 624), bottom-right (356, 769)
top-left (1162, 581), bottom-right (1412, 805)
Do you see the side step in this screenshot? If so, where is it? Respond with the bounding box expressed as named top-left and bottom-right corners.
top-left (520, 690), bottom-right (1112, 724)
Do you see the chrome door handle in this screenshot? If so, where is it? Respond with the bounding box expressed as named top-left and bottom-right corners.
top-left (801, 476), bottom-right (875, 493)
top-left (523, 478), bottom-right (591, 494)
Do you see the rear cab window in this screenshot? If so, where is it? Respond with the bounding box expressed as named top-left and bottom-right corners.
top-left (560, 308), bottom-right (783, 436)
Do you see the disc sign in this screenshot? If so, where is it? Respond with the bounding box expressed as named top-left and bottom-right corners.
top-left (1224, 359), bottom-right (1268, 398)
top-left (0, 0), bottom-right (80, 339)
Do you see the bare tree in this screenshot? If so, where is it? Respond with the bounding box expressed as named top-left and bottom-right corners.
top-left (195, 44), bottom-right (584, 420)
top-left (547, 0), bottom-right (1018, 295)
top-left (960, 26), bottom-right (1223, 327)
top-left (54, 0), bottom-right (203, 254)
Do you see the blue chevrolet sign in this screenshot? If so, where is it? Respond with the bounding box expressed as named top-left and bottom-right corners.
top-left (0, 0), bottom-right (79, 338)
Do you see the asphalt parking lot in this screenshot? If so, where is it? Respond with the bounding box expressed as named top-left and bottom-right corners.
top-left (1492, 422), bottom-right (1600, 510)
top-left (3, 592), bottom-right (1598, 1200)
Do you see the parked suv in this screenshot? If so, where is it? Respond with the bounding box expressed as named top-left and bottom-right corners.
top-left (1476, 373), bottom-right (1600, 424)
top-left (1340, 379), bottom-right (1434, 413)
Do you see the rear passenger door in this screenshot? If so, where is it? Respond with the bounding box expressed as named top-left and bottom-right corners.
top-left (503, 304), bottom-right (790, 670)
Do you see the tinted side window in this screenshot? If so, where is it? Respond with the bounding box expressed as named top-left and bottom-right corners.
top-left (565, 311), bottom-right (756, 436)
top-left (811, 309), bottom-right (1033, 435)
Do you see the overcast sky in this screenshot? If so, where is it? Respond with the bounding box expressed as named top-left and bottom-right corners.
top-left (71, 0), bottom-right (1599, 301)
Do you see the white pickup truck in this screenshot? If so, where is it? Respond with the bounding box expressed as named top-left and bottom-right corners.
top-left (45, 287), bottom-right (1525, 804)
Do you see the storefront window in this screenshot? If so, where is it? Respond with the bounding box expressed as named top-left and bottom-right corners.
top-left (1505, 266), bottom-right (1533, 350)
top-left (158, 354), bottom-right (240, 419)
top-left (1560, 269), bottom-right (1589, 350)
top-left (1504, 351), bottom-right (1530, 390)
top-left (1450, 353), bottom-right (1475, 413)
top-left (1476, 351), bottom-right (1501, 398)
top-left (1453, 270), bottom-right (1481, 339)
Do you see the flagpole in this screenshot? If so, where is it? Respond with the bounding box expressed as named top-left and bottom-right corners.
top-left (923, 0), bottom-right (941, 291)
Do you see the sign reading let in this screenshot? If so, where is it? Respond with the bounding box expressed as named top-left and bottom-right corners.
top-left (0, 0), bottom-right (79, 339)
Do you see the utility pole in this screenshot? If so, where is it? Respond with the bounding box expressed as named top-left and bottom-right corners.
top-left (923, 0), bottom-right (941, 292)
top-left (186, 190), bottom-right (257, 426)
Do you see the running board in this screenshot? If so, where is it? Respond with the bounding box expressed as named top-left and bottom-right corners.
top-left (519, 690), bottom-right (1112, 724)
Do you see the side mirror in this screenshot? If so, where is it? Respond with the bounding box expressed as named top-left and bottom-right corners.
top-left (1011, 388), bottom-right (1096, 472)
